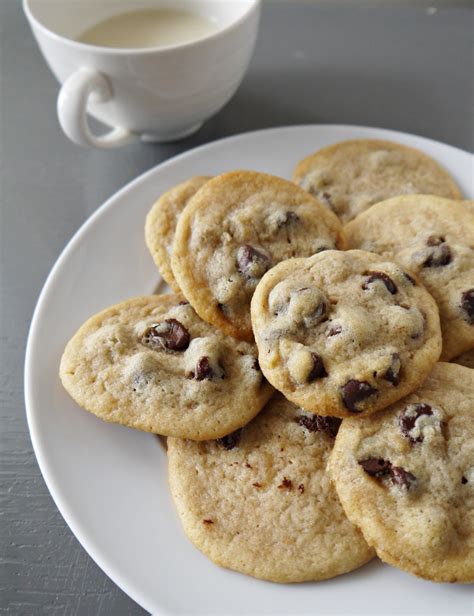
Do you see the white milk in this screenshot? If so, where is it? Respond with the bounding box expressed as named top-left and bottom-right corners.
top-left (77, 8), bottom-right (218, 49)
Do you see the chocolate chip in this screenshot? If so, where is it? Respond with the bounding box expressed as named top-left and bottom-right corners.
top-left (193, 356), bottom-right (213, 380)
top-left (461, 289), bottom-right (474, 324)
top-left (462, 476), bottom-right (468, 485)
top-left (403, 272), bottom-right (417, 285)
top-left (341, 380), bottom-right (377, 412)
top-left (423, 242), bottom-right (452, 267)
top-left (359, 458), bottom-right (392, 477)
top-left (384, 353), bottom-right (401, 386)
top-left (390, 466), bottom-right (416, 489)
top-left (253, 482), bottom-right (262, 488)
top-left (251, 358), bottom-right (260, 371)
top-left (307, 353), bottom-right (327, 381)
top-left (296, 414), bottom-right (342, 438)
top-left (298, 484), bottom-right (305, 493)
top-left (203, 519), bottom-right (214, 524)
top-left (328, 324), bottom-right (342, 336)
top-left (277, 210), bottom-right (300, 228)
top-left (142, 319), bottom-right (190, 351)
top-left (362, 271), bottom-right (397, 295)
top-left (399, 403), bottom-right (433, 443)
top-left (278, 477), bottom-right (292, 490)
top-left (216, 429), bottom-right (242, 450)
top-left (236, 244), bottom-right (270, 279)
top-left (178, 300), bottom-right (189, 305)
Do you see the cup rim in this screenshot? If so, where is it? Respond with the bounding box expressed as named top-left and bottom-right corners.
top-left (23, 0), bottom-right (260, 55)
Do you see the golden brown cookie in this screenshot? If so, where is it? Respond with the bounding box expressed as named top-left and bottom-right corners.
top-left (328, 363), bottom-right (474, 583)
top-left (251, 250), bottom-right (442, 418)
top-left (168, 394), bottom-right (374, 582)
top-left (145, 176), bottom-right (210, 293)
top-left (171, 170), bottom-right (344, 341)
top-left (60, 295), bottom-right (273, 440)
top-left (293, 139), bottom-right (461, 223)
top-left (345, 196), bottom-right (474, 360)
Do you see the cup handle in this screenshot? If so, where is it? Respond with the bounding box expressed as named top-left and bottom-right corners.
top-left (57, 67), bottom-right (135, 148)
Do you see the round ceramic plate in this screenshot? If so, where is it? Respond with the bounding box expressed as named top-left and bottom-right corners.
top-left (25, 126), bottom-right (474, 615)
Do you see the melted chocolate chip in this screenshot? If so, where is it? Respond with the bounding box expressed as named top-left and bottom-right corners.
top-left (328, 324), bottom-right (342, 336)
top-left (390, 466), bottom-right (416, 489)
top-left (203, 519), bottom-right (214, 524)
top-left (384, 353), bottom-right (401, 386)
top-left (423, 241), bottom-right (452, 267)
top-left (399, 403), bottom-right (433, 443)
top-left (362, 271), bottom-right (397, 295)
top-left (360, 458), bottom-right (416, 489)
top-left (142, 319), bottom-right (190, 351)
top-left (277, 210), bottom-right (300, 228)
top-left (217, 429), bottom-right (242, 450)
top-left (236, 245), bottom-right (270, 279)
top-left (194, 356), bottom-right (213, 381)
top-left (307, 353), bottom-right (328, 381)
top-left (359, 458), bottom-right (392, 477)
top-left (461, 289), bottom-right (474, 324)
top-left (341, 380), bottom-right (377, 412)
top-left (296, 414), bottom-right (342, 438)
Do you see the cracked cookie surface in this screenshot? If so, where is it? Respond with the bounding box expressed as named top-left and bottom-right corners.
top-left (328, 363), bottom-right (474, 583)
top-left (345, 195), bottom-right (474, 360)
top-left (145, 176), bottom-right (211, 293)
top-left (251, 250), bottom-right (441, 418)
top-left (59, 295), bottom-right (273, 440)
top-left (167, 394), bottom-right (374, 583)
top-left (171, 171), bottom-right (344, 341)
top-left (293, 139), bottom-right (461, 223)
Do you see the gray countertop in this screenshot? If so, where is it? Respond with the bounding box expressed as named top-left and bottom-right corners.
top-left (1, 1), bottom-right (472, 614)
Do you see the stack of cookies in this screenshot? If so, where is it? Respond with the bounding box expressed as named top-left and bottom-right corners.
top-left (60, 139), bottom-right (474, 585)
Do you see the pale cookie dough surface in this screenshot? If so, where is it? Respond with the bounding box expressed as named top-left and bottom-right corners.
top-left (293, 139), bottom-right (462, 223)
top-left (145, 176), bottom-right (210, 293)
top-left (167, 394), bottom-right (374, 583)
top-left (328, 363), bottom-right (474, 583)
top-left (60, 295), bottom-right (273, 440)
top-left (171, 170), bottom-right (344, 341)
top-left (345, 196), bottom-right (474, 360)
top-left (251, 250), bottom-right (442, 418)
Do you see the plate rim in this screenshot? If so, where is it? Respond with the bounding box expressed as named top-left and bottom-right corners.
top-left (24, 124), bottom-right (473, 614)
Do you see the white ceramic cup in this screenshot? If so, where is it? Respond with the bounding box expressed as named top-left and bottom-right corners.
top-left (24, 0), bottom-right (260, 148)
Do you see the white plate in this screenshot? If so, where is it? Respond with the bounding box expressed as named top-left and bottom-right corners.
top-left (25, 126), bottom-right (474, 615)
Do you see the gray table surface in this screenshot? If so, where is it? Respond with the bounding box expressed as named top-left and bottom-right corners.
top-left (1, 0), bottom-right (473, 614)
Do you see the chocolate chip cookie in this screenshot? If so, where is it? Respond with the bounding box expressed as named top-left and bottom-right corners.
top-left (59, 295), bottom-right (273, 440)
top-left (251, 250), bottom-right (442, 418)
top-left (145, 176), bottom-right (211, 293)
top-left (167, 394), bottom-right (374, 582)
top-left (345, 196), bottom-right (474, 360)
top-left (328, 362), bottom-right (474, 583)
top-left (293, 139), bottom-right (461, 223)
top-left (171, 171), bottom-right (344, 341)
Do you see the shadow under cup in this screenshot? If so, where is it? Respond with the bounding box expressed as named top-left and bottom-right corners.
top-left (24, 0), bottom-right (260, 146)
